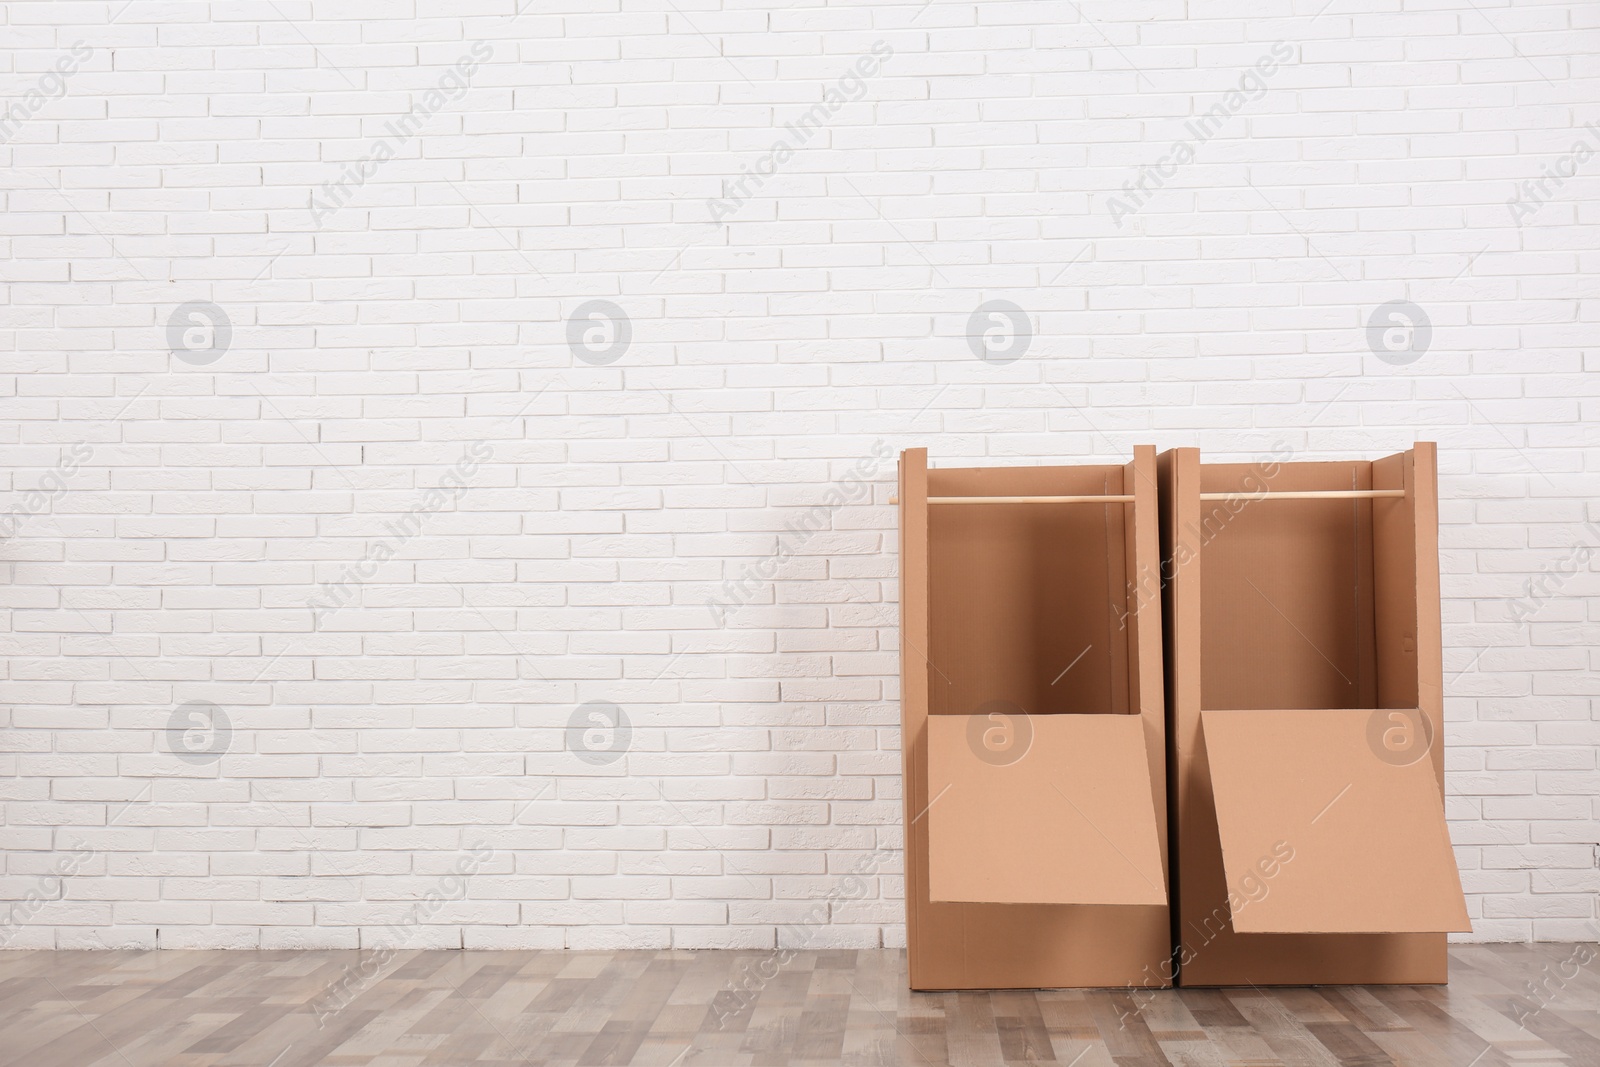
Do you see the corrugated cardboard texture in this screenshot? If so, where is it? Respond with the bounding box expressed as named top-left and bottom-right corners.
top-left (1201, 708), bottom-right (1471, 934)
top-left (900, 448), bottom-right (1170, 990)
top-left (928, 714), bottom-right (1166, 906)
top-left (1161, 445), bottom-right (1463, 986)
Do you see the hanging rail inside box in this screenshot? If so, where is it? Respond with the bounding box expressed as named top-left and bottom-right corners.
top-left (889, 489), bottom-right (1406, 505)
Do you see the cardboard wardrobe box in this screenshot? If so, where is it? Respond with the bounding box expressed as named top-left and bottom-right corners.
top-left (897, 447), bottom-right (1170, 990)
top-left (1157, 443), bottom-right (1471, 986)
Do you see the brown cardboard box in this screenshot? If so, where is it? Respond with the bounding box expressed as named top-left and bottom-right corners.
top-left (898, 447), bottom-right (1170, 989)
top-left (1157, 443), bottom-right (1470, 986)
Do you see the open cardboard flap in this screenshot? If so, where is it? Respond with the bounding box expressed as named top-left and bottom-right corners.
top-left (1201, 708), bottom-right (1471, 934)
top-left (927, 713), bottom-right (1166, 906)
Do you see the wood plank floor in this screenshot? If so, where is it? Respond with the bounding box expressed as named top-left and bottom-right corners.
top-left (0, 944), bottom-right (1593, 1066)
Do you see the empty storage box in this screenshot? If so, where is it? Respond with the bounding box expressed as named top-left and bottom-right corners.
top-left (1158, 443), bottom-right (1470, 985)
top-left (897, 447), bottom-right (1170, 990)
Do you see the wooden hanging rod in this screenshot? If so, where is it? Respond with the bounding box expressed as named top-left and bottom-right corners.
top-left (1198, 489), bottom-right (1407, 501)
top-left (925, 494), bottom-right (1136, 505)
top-left (888, 488), bottom-right (1406, 505)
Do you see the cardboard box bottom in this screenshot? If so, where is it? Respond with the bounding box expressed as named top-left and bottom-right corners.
top-left (910, 902), bottom-right (1172, 991)
top-left (1174, 932), bottom-right (1448, 987)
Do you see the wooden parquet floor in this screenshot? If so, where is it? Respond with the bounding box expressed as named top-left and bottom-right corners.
top-left (0, 944), bottom-right (1592, 1066)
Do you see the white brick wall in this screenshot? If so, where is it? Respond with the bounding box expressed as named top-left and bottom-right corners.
top-left (0, 0), bottom-right (1596, 950)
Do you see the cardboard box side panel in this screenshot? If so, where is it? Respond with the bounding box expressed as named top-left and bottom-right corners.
top-left (1158, 451), bottom-right (1196, 953)
top-left (1129, 447), bottom-right (1168, 869)
top-left (898, 450), bottom-right (933, 988)
top-left (1411, 444), bottom-right (1450, 987)
top-left (1159, 448), bottom-right (1202, 984)
top-left (1355, 495), bottom-right (1379, 710)
top-left (1123, 466), bottom-right (1145, 731)
top-left (1372, 453), bottom-right (1420, 713)
top-left (1107, 463), bottom-right (1133, 719)
top-left (1173, 698), bottom-right (1245, 981)
top-left (1198, 462), bottom-right (1376, 712)
top-left (1411, 444), bottom-right (1447, 793)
